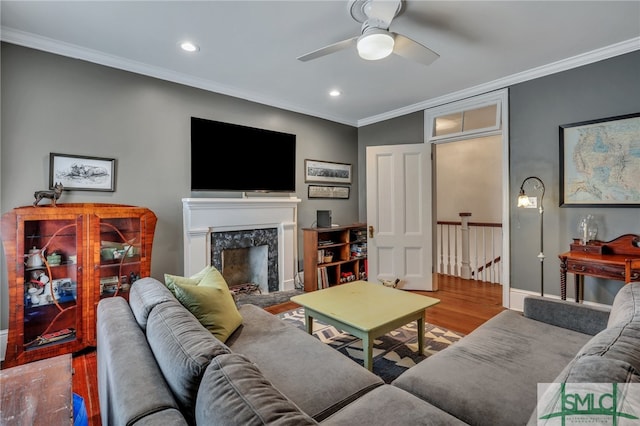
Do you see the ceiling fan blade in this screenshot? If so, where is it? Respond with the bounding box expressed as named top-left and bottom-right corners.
top-left (297, 37), bottom-right (357, 62)
top-left (367, 0), bottom-right (402, 27)
top-left (392, 33), bottom-right (440, 66)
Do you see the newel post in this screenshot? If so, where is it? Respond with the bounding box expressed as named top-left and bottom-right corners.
top-left (460, 212), bottom-right (472, 279)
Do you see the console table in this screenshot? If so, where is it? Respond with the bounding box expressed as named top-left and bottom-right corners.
top-left (559, 234), bottom-right (640, 302)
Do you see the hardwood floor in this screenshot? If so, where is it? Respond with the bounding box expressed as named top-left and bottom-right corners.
top-left (72, 275), bottom-right (504, 425)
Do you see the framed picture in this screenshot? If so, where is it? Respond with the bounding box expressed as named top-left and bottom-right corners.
top-left (304, 159), bottom-right (352, 184)
top-left (308, 185), bottom-right (350, 199)
top-left (49, 153), bottom-right (116, 192)
top-left (560, 112), bottom-right (640, 207)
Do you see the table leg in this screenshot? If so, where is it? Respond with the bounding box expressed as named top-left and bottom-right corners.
top-left (363, 333), bottom-right (373, 371)
top-left (417, 317), bottom-right (425, 355)
top-left (560, 257), bottom-right (567, 300)
top-left (304, 311), bottom-right (313, 334)
top-left (574, 275), bottom-right (581, 303)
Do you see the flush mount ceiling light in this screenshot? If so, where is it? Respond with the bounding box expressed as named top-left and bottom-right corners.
top-left (180, 41), bottom-right (199, 52)
top-left (357, 27), bottom-right (394, 60)
top-left (329, 89), bottom-right (342, 97)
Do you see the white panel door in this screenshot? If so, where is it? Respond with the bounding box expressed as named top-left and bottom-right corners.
top-left (366, 144), bottom-right (433, 290)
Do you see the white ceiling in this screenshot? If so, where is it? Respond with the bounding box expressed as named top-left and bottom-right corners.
top-left (1, 1), bottom-right (639, 127)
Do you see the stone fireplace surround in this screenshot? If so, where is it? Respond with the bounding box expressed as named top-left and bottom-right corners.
top-left (182, 197), bottom-right (301, 293)
top-left (212, 227), bottom-right (277, 293)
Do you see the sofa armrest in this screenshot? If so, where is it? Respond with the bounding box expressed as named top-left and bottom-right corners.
top-left (523, 296), bottom-right (610, 335)
top-left (97, 297), bottom-right (188, 426)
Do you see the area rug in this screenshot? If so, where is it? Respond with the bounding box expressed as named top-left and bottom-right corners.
top-left (278, 308), bottom-right (464, 383)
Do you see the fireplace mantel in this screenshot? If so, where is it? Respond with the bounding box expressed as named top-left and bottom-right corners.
top-left (182, 197), bottom-right (301, 292)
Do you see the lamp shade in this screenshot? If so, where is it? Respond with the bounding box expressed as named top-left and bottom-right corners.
top-left (357, 28), bottom-right (394, 60)
top-left (517, 191), bottom-right (531, 207)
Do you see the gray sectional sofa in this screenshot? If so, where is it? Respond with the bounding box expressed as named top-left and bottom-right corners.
top-left (97, 277), bottom-right (640, 425)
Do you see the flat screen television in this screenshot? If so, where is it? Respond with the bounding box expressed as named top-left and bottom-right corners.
top-left (191, 117), bottom-right (296, 192)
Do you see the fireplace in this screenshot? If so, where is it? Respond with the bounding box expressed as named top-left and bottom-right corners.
top-left (182, 197), bottom-right (301, 293)
top-left (212, 227), bottom-right (278, 293)
top-left (221, 246), bottom-right (268, 291)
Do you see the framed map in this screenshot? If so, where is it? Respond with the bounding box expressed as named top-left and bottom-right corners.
top-left (560, 112), bottom-right (640, 207)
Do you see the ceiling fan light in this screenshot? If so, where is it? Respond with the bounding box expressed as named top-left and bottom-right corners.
top-left (357, 30), bottom-right (394, 60)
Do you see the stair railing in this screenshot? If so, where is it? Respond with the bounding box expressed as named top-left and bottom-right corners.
top-left (436, 213), bottom-right (503, 284)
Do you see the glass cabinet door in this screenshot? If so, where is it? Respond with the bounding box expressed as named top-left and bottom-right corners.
top-left (22, 217), bottom-right (81, 350)
top-left (98, 217), bottom-right (143, 300)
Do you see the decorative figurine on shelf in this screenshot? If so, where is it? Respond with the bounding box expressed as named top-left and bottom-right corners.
top-left (33, 182), bottom-right (64, 207)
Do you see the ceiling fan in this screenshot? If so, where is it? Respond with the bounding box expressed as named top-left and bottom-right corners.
top-left (297, 0), bottom-right (439, 66)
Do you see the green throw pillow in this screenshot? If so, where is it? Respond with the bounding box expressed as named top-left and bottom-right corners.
top-left (164, 265), bottom-right (213, 295)
top-left (172, 268), bottom-right (243, 342)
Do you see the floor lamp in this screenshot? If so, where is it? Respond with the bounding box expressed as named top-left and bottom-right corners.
top-left (517, 176), bottom-right (545, 297)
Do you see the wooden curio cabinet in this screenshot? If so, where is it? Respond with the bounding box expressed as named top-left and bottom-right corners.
top-left (1, 203), bottom-right (157, 367)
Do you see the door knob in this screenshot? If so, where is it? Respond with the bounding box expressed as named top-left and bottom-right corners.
top-left (368, 226), bottom-right (374, 238)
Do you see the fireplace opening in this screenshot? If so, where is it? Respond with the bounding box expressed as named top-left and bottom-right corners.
top-left (211, 227), bottom-right (279, 293)
top-left (221, 246), bottom-right (268, 294)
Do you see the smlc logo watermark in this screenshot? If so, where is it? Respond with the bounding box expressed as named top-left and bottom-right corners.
top-left (537, 383), bottom-right (640, 425)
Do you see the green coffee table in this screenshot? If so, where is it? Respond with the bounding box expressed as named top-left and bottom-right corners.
top-left (290, 281), bottom-right (440, 371)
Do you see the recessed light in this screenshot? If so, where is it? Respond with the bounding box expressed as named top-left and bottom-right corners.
top-left (180, 41), bottom-right (199, 52)
top-left (329, 90), bottom-right (341, 97)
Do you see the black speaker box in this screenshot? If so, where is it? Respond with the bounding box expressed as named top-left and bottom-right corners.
top-left (317, 210), bottom-right (332, 228)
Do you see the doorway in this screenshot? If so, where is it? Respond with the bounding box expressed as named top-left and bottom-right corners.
top-left (425, 89), bottom-right (509, 307)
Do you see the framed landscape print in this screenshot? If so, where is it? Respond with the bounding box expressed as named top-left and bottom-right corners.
top-left (559, 112), bottom-right (640, 207)
top-left (304, 159), bottom-right (352, 184)
top-left (49, 153), bottom-right (116, 192)
top-left (308, 185), bottom-right (350, 199)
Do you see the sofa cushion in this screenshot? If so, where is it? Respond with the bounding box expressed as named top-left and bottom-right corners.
top-left (128, 277), bottom-right (175, 330)
top-left (195, 353), bottom-right (318, 425)
top-left (607, 282), bottom-right (640, 328)
top-left (524, 295), bottom-right (610, 336)
top-left (392, 309), bottom-right (593, 426)
top-left (227, 304), bottom-right (384, 421)
top-left (563, 356), bottom-right (640, 383)
top-left (146, 299), bottom-right (231, 424)
top-left (322, 385), bottom-right (468, 426)
top-left (531, 356), bottom-right (640, 425)
top-left (551, 322), bottom-right (640, 384)
top-left (172, 267), bottom-right (243, 342)
top-left (164, 265), bottom-right (213, 295)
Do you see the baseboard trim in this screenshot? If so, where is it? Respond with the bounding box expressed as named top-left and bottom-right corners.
top-left (509, 288), bottom-right (611, 312)
top-left (1, 329), bottom-right (7, 362)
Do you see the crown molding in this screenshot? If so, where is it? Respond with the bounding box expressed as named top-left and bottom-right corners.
top-left (2, 27), bottom-right (637, 128)
top-left (357, 37), bottom-right (640, 127)
top-left (0, 27), bottom-right (357, 127)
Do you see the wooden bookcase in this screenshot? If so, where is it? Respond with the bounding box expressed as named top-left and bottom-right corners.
top-left (1, 203), bottom-right (156, 367)
top-left (302, 223), bottom-right (368, 292)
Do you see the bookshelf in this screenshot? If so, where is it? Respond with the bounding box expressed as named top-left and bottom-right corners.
top-left (302, 223), bottom-right (368, 292)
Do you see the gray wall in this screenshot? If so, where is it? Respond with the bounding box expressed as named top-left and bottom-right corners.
top-left (0, 43), bottom-right (359, 328)
top-left (356, 111), bottom-right (425, 220)
top-left (358, 51), bottom-right (640, 304)
top-left (1, 43), bottom-right (639, 332)
top-left (510, 51), bottom-right (640, 303)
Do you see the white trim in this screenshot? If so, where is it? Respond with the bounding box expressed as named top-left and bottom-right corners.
top-left (2, 26), bottom-right (637, 128)
top-left (0, 27), bottom-right (354, 127)
top-left (182, 197), bottom-right (301, 292)
top-left (359, 37), bottom-right (640, 127)
top-left (426, 89), bottom-right (510, 308)
top-left (509, 288), bottom-right (612, 312)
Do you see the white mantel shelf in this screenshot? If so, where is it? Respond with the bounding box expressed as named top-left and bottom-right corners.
top-left (182, 197), bottom-right (301, 292)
